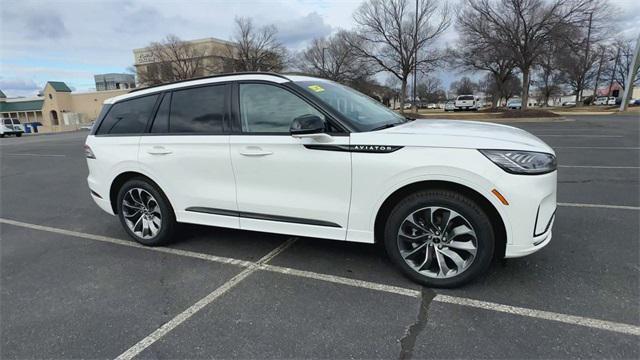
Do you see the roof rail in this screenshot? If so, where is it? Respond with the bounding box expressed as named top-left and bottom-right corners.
top-left (128, 71), bottom-right (290, 93)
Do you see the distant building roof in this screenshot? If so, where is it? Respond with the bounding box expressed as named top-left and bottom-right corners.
top-left (0, 99), bottom-right (45, 112)
top-left (47, 81), bottom-right (72, 92)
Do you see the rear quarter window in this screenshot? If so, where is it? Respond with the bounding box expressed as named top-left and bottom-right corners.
top-left (95, 94), bottom-right (159, 135)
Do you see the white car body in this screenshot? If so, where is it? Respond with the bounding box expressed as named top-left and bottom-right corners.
top-left (607, 97), bottom-right (617, 105)
top-left (454, 95), bottom-right (479, 110)
top-left (86, 73), bottom-right (557, 285)
top-left (444, 101), bottom-right (456, 111)
top-left (1, 118), bottom-right (25, 137)
top-left (426, 103), bottom-right (437, 109)
top-left (594, 97), bottom-right (608, 105)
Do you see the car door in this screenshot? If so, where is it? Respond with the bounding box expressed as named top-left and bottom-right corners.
top-left (138, 83), bottom-right (239, 229)
top-left (229, 82), bottom-right (351, 240)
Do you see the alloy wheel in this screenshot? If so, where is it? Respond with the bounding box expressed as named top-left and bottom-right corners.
top-left (397, 206), bottom-right (478, 279)
top-left (122, 188), bottom-right (162, 239)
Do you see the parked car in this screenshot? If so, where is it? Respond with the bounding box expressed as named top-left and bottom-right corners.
top-left (454, 95), bottom-right (479, 111)
top-left (0, 118), bottom-right (25, 137)
top-left (594, 96), bottom-right (608, 105)
top-left (506, 99), bottom-right (522, 109)
top-left (426, 103), bottom-right (437, 109)
top-left (85, 73), bottom-right (557, 288)
top-left (562, 100), bottom-right (576, 107)
top-left (444, 101), bottom-right (456, 112)
top-left (80, 121), bottom-right (95, 130)
top-left (607, 97), bottom-right (617, 105)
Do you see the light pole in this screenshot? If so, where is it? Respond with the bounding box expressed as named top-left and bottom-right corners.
top-left (412, 0), bottom-right (418, 113)
top-left (620, 35), bottom-right (640, 112)
top-left (321, 47), bottom-right (328, 76)
top-left (608, 47), bottom-right (621, 97)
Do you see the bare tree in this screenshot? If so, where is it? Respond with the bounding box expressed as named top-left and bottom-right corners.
top-left (534, 43), bottom-right (564, 106)
top-left (608, 39), bottom-right (640, 93)
top-left (297, 31), bottom-right (374, 83)
top-left (136, 35), bottom-right (210, 85)
top-left (459, 0), bottom-right (595, 109)
top-left (449, 76), bottom-right (479, 96)
top-left (480, 73), bottom-right (522, 106)
top-left (350, 0), bottom-right (451, 113)
top-left (228, 17), bottom-right (286, 72)
top-left (416, 76), bottom-right (445, 102)
top-left (554, 4), bottom-right (612, 103)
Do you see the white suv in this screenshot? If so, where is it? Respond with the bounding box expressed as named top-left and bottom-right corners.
top-left (85, 73), bottom-right (557, 287)
top-left (1, 118), bottom-right (25, 137)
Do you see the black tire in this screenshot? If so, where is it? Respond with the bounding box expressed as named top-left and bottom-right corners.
top-left (0, 134), bottom-right (5, 138)
top-left (16, 133), bottom-right (22, 137)
top-left (383, 189), bottom-right (495, 288)
top-left (116, 178), bottom-right (176, 246)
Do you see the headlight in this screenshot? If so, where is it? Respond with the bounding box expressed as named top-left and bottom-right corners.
top-left (479, 150), bottom-right (556, 175)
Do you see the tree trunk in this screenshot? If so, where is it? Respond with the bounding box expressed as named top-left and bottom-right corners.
top-left (400, 78), bottom-right (407, 114)
top-left (521, 68), bottom-right (530, 110)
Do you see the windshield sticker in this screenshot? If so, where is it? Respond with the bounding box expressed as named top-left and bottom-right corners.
top-left (308, 85), bottom-right (325, 92)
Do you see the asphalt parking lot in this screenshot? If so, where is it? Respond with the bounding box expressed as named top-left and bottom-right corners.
top-left (1, 114), bottom-right (639, 359)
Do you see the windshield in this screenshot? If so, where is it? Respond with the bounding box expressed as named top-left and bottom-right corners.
top-left (295, 80), bottom-right (406, 132)
top-left (12, 119), bottom-right (21, 124)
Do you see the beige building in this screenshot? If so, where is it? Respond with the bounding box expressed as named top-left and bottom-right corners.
top-left (0, 82), bottom-right (127, 133)
top-left (133, 37), bottom-right (236, 86)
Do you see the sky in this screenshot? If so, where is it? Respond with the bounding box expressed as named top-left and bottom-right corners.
top-left (1, 0), bottom-right (639, 97)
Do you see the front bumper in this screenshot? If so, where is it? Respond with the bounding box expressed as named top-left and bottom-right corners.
top-left (496, 170), bottom-right (557, 258)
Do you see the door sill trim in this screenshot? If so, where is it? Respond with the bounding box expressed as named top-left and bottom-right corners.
top-left (185, 207), bottom-right (342, 228)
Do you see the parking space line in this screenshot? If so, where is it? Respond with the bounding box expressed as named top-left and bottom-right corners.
top-left (3, 217), bottom-right (639, 338)
top-left (434, 295), bottom-right (640, 336)
top-left (553, 146), bottom-right (640, 150)
top-left (0, 218), bottom-right (255, 268)
top-left (558, 202), bottom-right (640, 210)
top-left (559, 165), bottom-right (640, 169)
top-left (538, 135), bottom-right (623, 137)
top-left (115, 237), bottom-right (297, 360)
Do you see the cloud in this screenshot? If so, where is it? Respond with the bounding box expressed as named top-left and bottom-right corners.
top-left (0, 78), bottom-right (42, 98)
top-left (22, 10), bottom-right (70, 40)
top-left (273, 12), bottom-right (334, 49)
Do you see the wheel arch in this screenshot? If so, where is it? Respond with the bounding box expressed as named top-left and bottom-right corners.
top-left (109, 171), bottom-right (170, 215)
top-left (373, 180), bottom-right (507, 259)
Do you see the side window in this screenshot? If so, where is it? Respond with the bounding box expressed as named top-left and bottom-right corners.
top-left (239, 83), bottom-right (324, 133)
top-left (96, 94), bottom-right (158, 135)
top-left (169, 85), bottom-right (226, 133)
top-left (151, 93), bottom-right (170, 133)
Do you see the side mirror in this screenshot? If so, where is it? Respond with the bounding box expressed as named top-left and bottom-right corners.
top-left (290, 114), bottom-right (325, 136)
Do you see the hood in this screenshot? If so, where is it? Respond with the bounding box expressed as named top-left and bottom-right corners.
top-left (353, 119), bottom-right (554, 154)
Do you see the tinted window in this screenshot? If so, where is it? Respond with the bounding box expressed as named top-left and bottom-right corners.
top-left (151, 93), bottom-right (170, 133)
top-left (458, 95), bottom-right (474, 101)
top-left (4, 119), bottom-right (12, 125)
top-left (240, 83), bottom-right (324, 133)
top-left (169, 85), bottom-right (226, 133)
top-left (12, 119), bottom-right (21, 124)
top-left (96, 95), bottom-right (158, 135)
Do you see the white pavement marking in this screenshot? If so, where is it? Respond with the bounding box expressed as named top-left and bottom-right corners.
top-left (559, 165), bottom-right (640, 169)
top-left (115, 237), bottom-right (297, 360)
top-left (558, 202), bottom-right (640, 210)
top-left (434, 295), bottom-right (640, 336)
top-left (0, 218), bottom-right (254, 268)
top-left (3, 153), bottom-right (66, 157)
top-left (2, 218), bottom-right (640, 339)
top-left (554, 146), bottom-right (640, 150)
top-left (538, 135), bottom-right (623, 137)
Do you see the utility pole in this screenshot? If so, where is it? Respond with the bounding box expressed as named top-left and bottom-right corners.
top-left (579, 11), bottom-right (593, 103)
top-left (620, 35), bottom-right (640, 112)
top-left (608, 47), bottom-right (621, 97)
top-left (412, 0), bottom-right (418, 113)
top-left (321, 47), bottom-right (327, 76)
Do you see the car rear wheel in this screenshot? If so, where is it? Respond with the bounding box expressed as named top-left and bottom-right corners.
top-left (16, 133), bottom-right (22, 137)
top-left (116, 178), bottom-right (176, 246)
top-left (384, 189), bottom-right (495, 288)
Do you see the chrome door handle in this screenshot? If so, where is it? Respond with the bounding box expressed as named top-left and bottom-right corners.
top-left (146, 146), bottom-right (172, 155)
top-left (239, 146), bottom-right (273, 156)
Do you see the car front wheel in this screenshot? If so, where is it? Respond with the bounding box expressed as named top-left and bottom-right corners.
top-left (117, 178), bottom-right (176, 246)
top-left (384, 189), bottom-right (495, 288)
